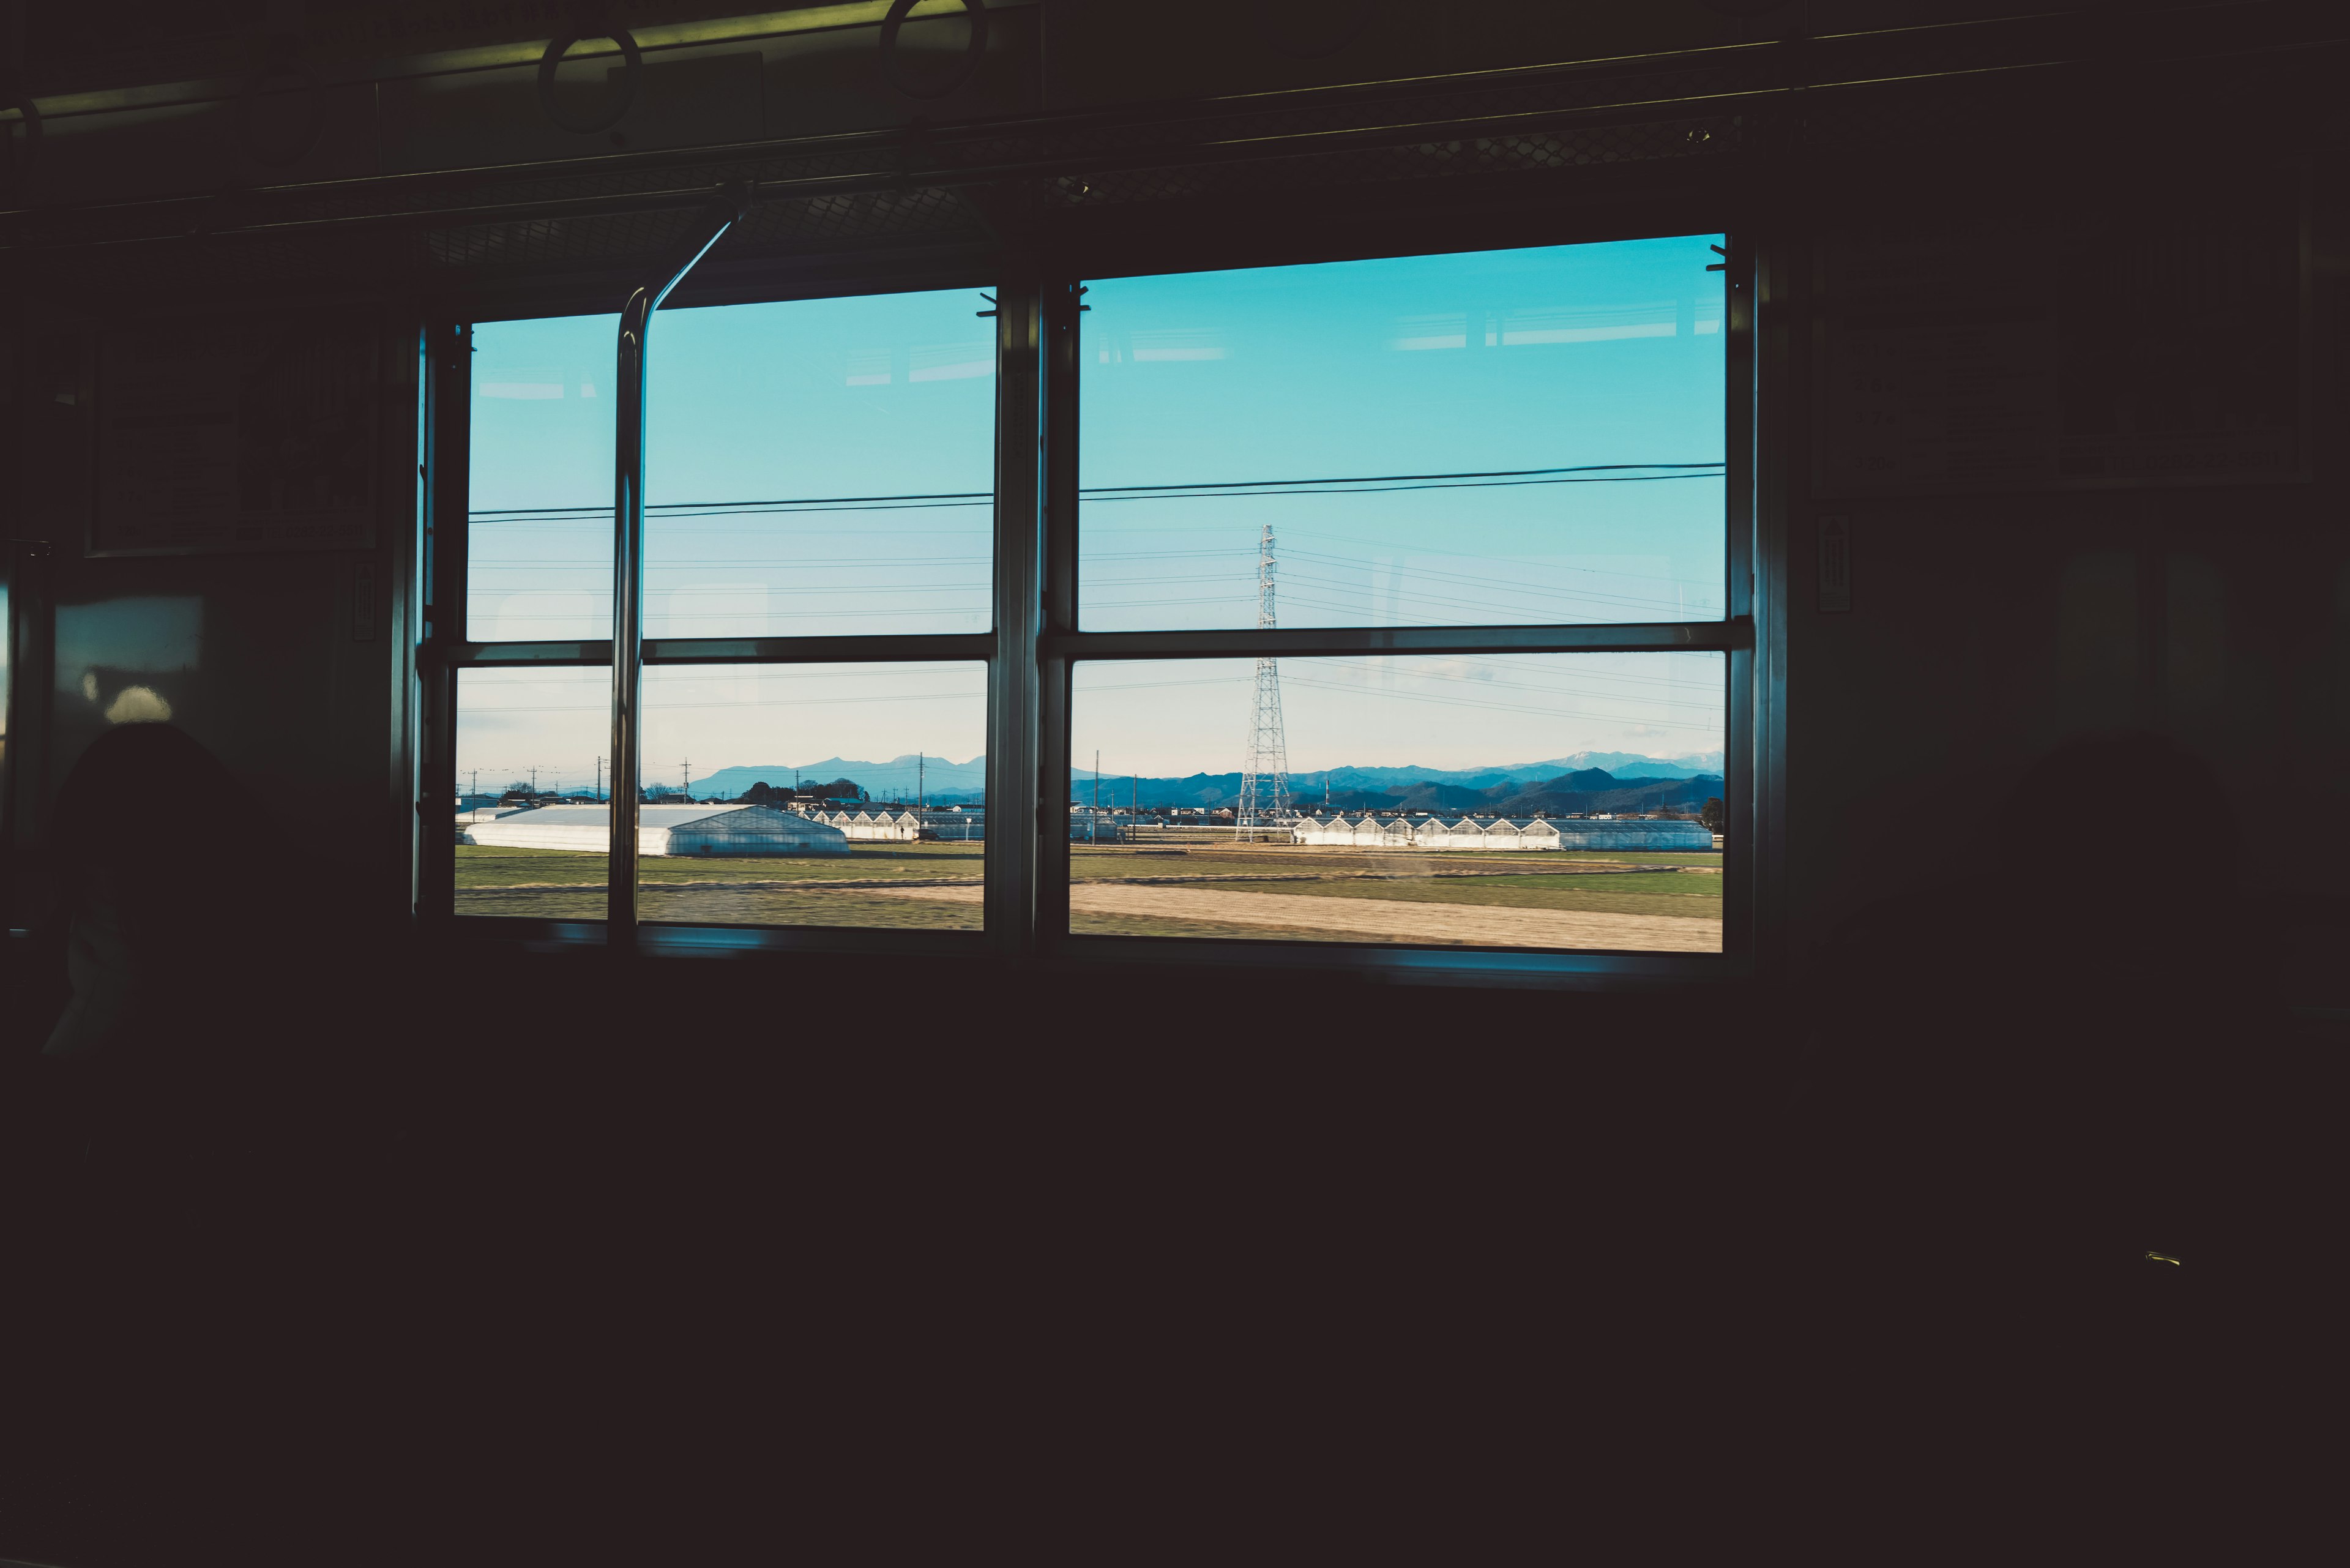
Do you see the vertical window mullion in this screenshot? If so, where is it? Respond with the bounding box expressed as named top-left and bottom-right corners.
top-left (986, 280), bottom-right (1045, 958)
top-left (1036, 279), bottom-right (1083, 950)
top-left (1720, 229), bottom-right (1758, 962)
top-left (417, 320), bottom-right (471, 924)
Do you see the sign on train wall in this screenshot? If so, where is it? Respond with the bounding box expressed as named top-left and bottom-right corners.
top-left (94, 317), bottom-right (378, 555)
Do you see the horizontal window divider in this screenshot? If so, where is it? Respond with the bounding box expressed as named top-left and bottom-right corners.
top-left (436, 639), bottom-right (613, 667)
top-left (1053, 935), bottom-right (1750, 987)
top-left (644, 633), bottom-right (996, 665)
top-left (1048, 619), bottom-right (1750, 661)
top-left (431, 632), bottom-right (999, 668)
top-left (447, 916), bottom-right (991, 960)
top-left (441, 919), bottom-right (1735, 977)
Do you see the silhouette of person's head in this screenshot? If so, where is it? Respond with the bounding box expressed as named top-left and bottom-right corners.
top-left (41, 722), bottom-right (252, 1058)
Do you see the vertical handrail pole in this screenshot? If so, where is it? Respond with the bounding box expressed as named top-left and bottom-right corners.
top-left (610, 193), bottom-right (741, 941)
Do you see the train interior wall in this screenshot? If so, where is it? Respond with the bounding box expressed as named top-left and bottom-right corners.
top-left (1, 3), bottom-right (2343, 1559)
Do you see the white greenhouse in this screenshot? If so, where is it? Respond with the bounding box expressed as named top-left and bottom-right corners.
top-left (460, 804), bottom-right (850, 857)
top-left (810, 807), bottom-right (977, 842)
top-left (1288, 814), bottom-right (1713, 851)
top-left (819, 809), bottom-right (920, 842)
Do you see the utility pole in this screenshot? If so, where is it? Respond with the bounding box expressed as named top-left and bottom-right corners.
top-left (469, 767), bottom-right (479, 799)
top-left (918, 752), bottom-right (925, 810)
top-left (1093, 749), bottom-right (1101, 844)
top-left (681, 758), bottom-right (691, 802)
top-left (594, 756), bottom-right (602, 802)
top-left (529, 765), bottom-right (538, 796)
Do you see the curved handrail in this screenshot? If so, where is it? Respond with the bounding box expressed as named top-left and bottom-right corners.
top-left (539, 27), bottom-right (643, 133)
top-left (608, 189), bottom-right (744, 937)
top-left (1, 84), bottom-right (40, 191)
top-left (879, 0), bottom-right (988, 102)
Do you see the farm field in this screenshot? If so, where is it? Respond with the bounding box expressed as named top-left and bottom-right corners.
top-left (453, 843), bottom-right (987, 928)
top-left (453, 839), bottom-right (1723, 950)
top-left (1058, 842), bottom-right (1721, 949)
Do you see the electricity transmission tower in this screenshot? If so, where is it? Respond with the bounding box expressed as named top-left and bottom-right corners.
top-left (1236, 521), bottom-right (1291, 840)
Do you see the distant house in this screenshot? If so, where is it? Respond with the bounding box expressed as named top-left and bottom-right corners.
top-left (461, 804), bottom-right (849, 857)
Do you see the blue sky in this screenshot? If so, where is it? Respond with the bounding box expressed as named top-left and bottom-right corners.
top-left (459, 236), bottom-right (1726, 794)
top-left (1081, 236), bottom-right (1725, 630)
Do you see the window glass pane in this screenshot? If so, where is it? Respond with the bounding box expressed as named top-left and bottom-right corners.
top-left (1069, 652), bottom-right (1725, 952)
top-left (1080, 237), bottom-right (1726, 630)
top-left (642, 291), bottom-right (995, 638)
top-left (468, 315), bottom-right (619, 642)
top-left (455, 666), bottom-right (612, 919)
top-left (636, 662), bottom-right (985, 930)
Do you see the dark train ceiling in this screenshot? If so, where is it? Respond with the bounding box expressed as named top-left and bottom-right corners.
top-left (0, 2), bottom-right (2341, 315)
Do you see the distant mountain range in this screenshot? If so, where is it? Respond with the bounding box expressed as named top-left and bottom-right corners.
top-left (1084, 767), bottom-right (1722, 816)
top-left (690, 755), bottom-right (987, 803)
top-left (1242, 752), bottom-right (1726, 790)
top-left (687, 752), bottom-right (1720, 810)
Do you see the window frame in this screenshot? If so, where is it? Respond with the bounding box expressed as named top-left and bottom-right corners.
top-left (417, 218), bottom-right (1772, 983)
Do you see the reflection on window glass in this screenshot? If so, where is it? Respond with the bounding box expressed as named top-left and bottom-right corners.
top-left (1068, 652), bottom-right (1725, 952)
top-left (641, 291), bottom-right (994, 638)
top-left (454, 665), bottom-right (612, 919)
top-left (632, 662), bottom-right (985, 930)
top-left (1080, 237), bottom-right (1726, 631)
top-left (469, 315), bottom-right (619, 642)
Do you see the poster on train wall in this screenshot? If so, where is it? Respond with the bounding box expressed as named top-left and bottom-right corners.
top-left (94, 318), bottom-right (378, 555)
top-left (1813, 171), bottom-right (2308, 496)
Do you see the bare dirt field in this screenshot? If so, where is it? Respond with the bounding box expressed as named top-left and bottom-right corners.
top-left (451, 842), bottom-right (1723, 948)
top-left (877, 881), bottom-right (1722, 952)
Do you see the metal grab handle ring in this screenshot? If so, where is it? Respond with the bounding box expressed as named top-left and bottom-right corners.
top-left (236, 42), bottom-right (327, 168)
top-left (878, 0), bottom-right (988, 102)
top-left (2, 84), bottom-right (41, 184)
top-left (1263, 0), bottom-right (1378, 61)
top-left (537, 28), bottom-right (642, 133)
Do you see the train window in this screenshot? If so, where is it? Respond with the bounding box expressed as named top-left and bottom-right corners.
top-left (435, 230), bottom-right (1751, 970)
top-left (1069, 653), bottom-right (1726, 952)
top-left (643, 291), bottom-right (994, 639)
top-left (469, 314), bottom-right (619, 643)
top-left (453, 666), bottom-right (611, 920)
top-left (1079, 238), bottom-right (1727, 632)
top-left (633, 662), bottom-right (985, 931)
top-left (1051, 233), bottom-right (1747, 965)
top-left (447, 286), bottom-right (998, 939)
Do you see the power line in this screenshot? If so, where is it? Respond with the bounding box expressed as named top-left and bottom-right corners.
top-left (464, 461), bottom-right (1723, 524)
